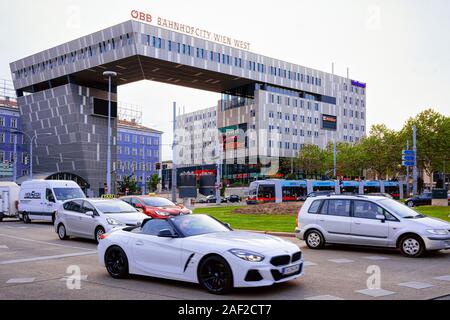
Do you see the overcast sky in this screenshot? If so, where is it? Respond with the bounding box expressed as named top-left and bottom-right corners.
top-left (1, 0), bottom-right (449, 161)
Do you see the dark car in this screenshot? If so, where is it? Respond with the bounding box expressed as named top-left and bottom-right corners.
top-left (226, 195), bottom-right (241, 203)
top-left (206, 195), bottom-right (227, 203)
top-left (405, 192), bottom-right (432, 207)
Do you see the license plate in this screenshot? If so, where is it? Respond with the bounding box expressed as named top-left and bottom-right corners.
top-left (282, 264), bottom-right (300, 275)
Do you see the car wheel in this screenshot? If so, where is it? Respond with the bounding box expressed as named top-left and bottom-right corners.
top-left (407, 201), bottom-right (414, 207)
top-left (105, 246), bottom-right (129, 279)
top-left (305, 230), bottom-right (325, 249)
top-left (95, 227), bottom-right (105, 243)
top-left (57, 224), bottom-right (69, 240)
top-left (198, 255), bottom-right (233, 295)
top-left (400, 235), bottom-right (425, 258)
top-left (23, 213), bottom-right (31, 224)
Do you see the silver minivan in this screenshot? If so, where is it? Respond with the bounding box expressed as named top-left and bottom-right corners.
top-left (296, 195), bottom-right (450, 257)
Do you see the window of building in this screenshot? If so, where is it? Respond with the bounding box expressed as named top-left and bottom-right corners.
top-left (10, 118), bottom-right (17, 128)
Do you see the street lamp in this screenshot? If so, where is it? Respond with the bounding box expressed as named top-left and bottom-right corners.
top-left (103, 71), bottom-right (117, 195)
top-left (9, 129), bottom-right (51, 180)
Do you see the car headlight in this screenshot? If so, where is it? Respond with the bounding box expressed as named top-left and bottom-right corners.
top-left (106, 218), bottom-right (123, 226)
top-left (155, 210), bottom-right (170, 216)
top-left (426, 229), bottom-right (449, 235)
top-left (229, 249), bottom-right (265, 262)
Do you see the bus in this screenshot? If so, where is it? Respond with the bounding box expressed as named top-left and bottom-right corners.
top-left (340, 181), bottom-right (360, 194)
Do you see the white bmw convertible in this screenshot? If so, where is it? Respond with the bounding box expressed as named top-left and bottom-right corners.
top-left (98, 214), bottom-right (304, 294)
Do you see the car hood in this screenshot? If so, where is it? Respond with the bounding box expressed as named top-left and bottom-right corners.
top-left (187, 231), bottom-right (297, 253)
top-left (409, 217), bottom-right (450, 229)
top-left (104, 212), bottom-right (147, 225)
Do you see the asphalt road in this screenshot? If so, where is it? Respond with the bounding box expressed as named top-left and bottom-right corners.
top-left (0, 220), bottom-right (449, 300)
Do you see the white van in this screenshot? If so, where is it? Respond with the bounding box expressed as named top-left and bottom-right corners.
top-left (19, 180), bottom-right (86, 223)
top-left (0, 182), bottom-right (21, 221)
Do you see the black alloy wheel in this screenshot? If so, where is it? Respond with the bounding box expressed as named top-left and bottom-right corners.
top-left (198, 256), bottom-right (233, 295)
top-left (105, 246), bottom-right (129, 279)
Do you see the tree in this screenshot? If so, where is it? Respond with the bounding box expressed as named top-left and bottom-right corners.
top-left (296, 144), bottom-right (332, 177)
top-left (334, 142), bottom-right (367, 178)
top-left (360, 124), bottom-right (403, 179)
top-left (401, 109), bottom-right (450, 179)
top-left (117, 175), bottom-right (138, 194)
top-left (147, 174), bottom-right (161, 193)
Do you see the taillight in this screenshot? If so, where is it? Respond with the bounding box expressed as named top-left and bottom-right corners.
top-left (99, 234), bottom-right (109, 240)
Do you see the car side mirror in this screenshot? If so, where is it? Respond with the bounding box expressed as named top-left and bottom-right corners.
top-left (376, 215), bottom-right (386, 222)
top-left (85, 211), bottom-right (95, 217)
top-left (158, 229), bottom-right (178, 238)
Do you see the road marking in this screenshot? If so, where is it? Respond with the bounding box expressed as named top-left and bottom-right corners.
top-left (0, 233), bottom-right (95, 251)
top-left (328, 259), bottom-right (355, 264)
top-left (0, 251), bottom-right (97, 265)
top-left (6, 226), bottom-right (29, 229)
top-left (305, 295), bottom-right (344, 300)
top-left (398, 282), bottom-right (434, 289)
top-left (7, 278), bottom-right (36, 284)
top-left (303, 261), bottom-right (317, 266)
top-left (363, 256), bottom-right (390, 261)
top-left (0, 245), bottom-right (8, 249)
top-left (355, 288), bottom-right (396, 297)
top-left (433, 275), bottom-right (450, 282)
top-left (60, 275), bottom-right (89, 281)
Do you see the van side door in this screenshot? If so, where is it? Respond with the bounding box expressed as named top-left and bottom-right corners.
top-left (317, 199), bottom-right (352, 244)
top-left (351, 200), bottom-right (389, 246)
top-left (44, 188), bottom-right (57, 220)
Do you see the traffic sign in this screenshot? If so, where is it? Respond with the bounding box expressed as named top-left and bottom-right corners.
top-left (402, 161), bottom-right (415, 167)
top-left (402, 150), bottom-right (415, 156)
top-left (402, 155), bottom-right (415, 162)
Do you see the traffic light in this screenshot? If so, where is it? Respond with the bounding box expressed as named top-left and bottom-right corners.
top-left (24, 155), bottom-right (29, 165)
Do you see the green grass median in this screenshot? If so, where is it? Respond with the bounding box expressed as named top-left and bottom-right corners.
top-left (193, 206), bottom-right (296, 233)
top-left (194, 205), bottom-right (450, 233)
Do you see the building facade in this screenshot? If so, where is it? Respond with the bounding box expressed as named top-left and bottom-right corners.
top-left (0, 101), bottom-right (30, 180)
top-left (117, 119), bottom-right (162, 192)
top-left (10, 19), bottom-right (366, 193)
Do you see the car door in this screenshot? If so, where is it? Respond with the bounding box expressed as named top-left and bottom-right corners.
top-left (132, 219), bottom-right (183, 277)
top-left (63, 200), bottom-right (85, 236)
top-left (351, 200), bottom-right (389, 246)
top-left (317, 199), bottom-right (352, 243)
top-left (77, 201), bottom-right (98, 238)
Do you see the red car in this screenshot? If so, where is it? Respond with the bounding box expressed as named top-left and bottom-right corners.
top-left (120, 196), bottom-right (192, 219)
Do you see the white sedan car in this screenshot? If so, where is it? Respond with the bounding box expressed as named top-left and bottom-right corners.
top-left (55, 198), bottom-right (148, 242)
top-left (98, 214), bottom-right (303, 294)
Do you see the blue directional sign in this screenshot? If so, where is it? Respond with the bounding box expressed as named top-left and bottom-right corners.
top-left (402, 161), bottom-right (415, 167)
top-left (402, 150), bottom-right (415, 156)
top-left (403, 156), bottom-right (415, 162)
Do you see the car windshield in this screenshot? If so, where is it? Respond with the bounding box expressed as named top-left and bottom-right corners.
top-left (94, 201), bottom-right (137, 214)
top-left (170, 215), bottom-right (230, 237)
top-left (53, 188), bottom-right (86, 201)
top-left (142, 197), bottom-right (176, 207)
top-left (379, 199), bottom-right (424, 218)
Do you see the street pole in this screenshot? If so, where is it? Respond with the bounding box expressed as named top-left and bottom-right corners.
top-left (13, 134), bottom-right (17, 182)
top-left (142, 148), bottom-right (146, 195)
top-left (29, 136), bottom-right (34, 180)
top-left (413, 125), bottom-right (418, 195)
top-left (171, 102), bottom-right (177, 203)
top-left (406, 141), bottom-right (410, 196)
top-left (333, 138), bottom-right (337, 178)
top-left (103, 71), bottom-right (117, 195)
top-left (216, 151), bottom-right (222, 205)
